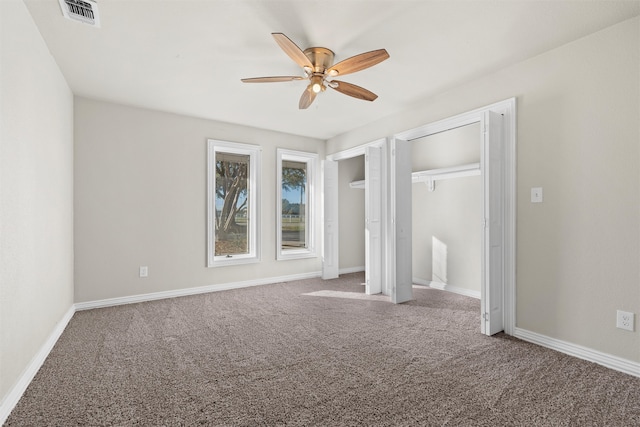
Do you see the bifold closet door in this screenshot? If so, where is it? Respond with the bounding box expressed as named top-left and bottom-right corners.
top-left (389, 138), bottom-right (412, 304)
top-left (322, 160), bottom-right (339, 280)
top-left (365, 146), bottom-right (382, 295)
top-left (481, 111), bottom-right (504, 335)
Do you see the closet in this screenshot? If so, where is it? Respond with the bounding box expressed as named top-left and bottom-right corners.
top-left (347, 124), bottom-right (482, 298)
top-left (410, 123), bottom-right (482, 298)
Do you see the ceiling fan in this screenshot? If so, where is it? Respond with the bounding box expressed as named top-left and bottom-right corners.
top-left (241, 33), bottom-right (389, 109)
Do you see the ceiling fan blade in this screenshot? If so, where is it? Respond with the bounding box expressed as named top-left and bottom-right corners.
top-left (241, 76), bottom-right (304, 83)
top-left (272, 33), bottom-right (314, 69)
top-left (326, 49), bottom-right (389, 77)
top-left (299, 88), bottom-right (317, 109)
top-left (329, 80), bottom-right (378, 101)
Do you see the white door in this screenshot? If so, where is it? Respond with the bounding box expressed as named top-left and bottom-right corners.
top-left (390, 139), bottom-right (413, 303)
top-left (481, 111), bottom-right (504, 335)
top-left (322, 160), bottom-right (339, 280)
top-left (365, 146), bottom-right (382, 294)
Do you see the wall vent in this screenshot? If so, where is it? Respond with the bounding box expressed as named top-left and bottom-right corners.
top-left (58, 0), bottom-right (101, 27)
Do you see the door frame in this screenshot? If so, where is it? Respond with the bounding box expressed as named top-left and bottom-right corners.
top-left (325, 98), bottom-right (516, 335)
top-left (326, 138), bottom-right (388, 292)
top-left (394, 98), bottom-right (516, 335)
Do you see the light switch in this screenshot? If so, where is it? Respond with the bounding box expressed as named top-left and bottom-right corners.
top-left (531, 187), bottom-right (543, 203)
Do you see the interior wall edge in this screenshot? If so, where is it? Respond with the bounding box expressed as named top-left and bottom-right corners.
top-left (0, 305), bottom-right (75, 426)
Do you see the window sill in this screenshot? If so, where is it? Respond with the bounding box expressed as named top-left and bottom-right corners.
top-left (209, 256), bottom-right (260, 268)
top-left (277, 250), bottom-right (317, 261)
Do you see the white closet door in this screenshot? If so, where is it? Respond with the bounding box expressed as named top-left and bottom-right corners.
top-left (482, 111), bottom-right (504, 335)
top-left (322, 160), bottom-right (339, 280)
top-left (365, 146), bottom-right (382, 295)
top-left (390, 139), bottom-right (413, 304)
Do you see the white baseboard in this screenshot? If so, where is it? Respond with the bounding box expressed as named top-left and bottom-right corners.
top-left (339, 266), bottom-right (365, 275)
top-left (0, 305), bottom-right (75, 426)
top-left (413, 277), bottom-right (481, 299)
top-left (514, 327), bottom-right (640, 378)
top-left (75, 271), bottom-right (322, 311)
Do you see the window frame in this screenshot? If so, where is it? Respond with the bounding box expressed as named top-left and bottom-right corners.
top-left (276, 148), bottom-right (317, 260)
top-left (207, 139), bottom-right (261, 267)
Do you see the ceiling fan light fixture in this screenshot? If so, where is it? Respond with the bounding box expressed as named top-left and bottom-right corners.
top-left (242, 33), bottom-right (389, 109)
top-left (310, 75), bottom-right (323, 93)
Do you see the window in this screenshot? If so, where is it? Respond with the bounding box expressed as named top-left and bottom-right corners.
top-left (276, 149), bottom-right (317, 260)
top-left (208, 140), bottom-right (261, 267)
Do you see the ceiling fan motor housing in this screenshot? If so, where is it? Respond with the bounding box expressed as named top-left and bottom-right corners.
top-left (304, 47), bottom-right (335, 74)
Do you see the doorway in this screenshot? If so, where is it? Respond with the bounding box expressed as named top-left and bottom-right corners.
top-left (324, 98), bottom-right (515, 336)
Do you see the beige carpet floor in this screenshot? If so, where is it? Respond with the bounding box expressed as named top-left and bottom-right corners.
top-left (5, 273), bottom-right (640, 426)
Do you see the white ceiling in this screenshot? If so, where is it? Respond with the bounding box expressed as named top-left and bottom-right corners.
top-left (25, 0), bottom-right (640, 140)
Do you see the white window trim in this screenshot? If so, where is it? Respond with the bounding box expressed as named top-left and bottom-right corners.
top-left (207, 139), bottom-right (261, 267)
top-left (276, 148), bottom-right (317, 260)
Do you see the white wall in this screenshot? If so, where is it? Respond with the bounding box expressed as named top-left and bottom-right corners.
top-left (0, 0), bottom-right (74, 404)
top-left (338, 156), bottom-right (365, 271)
top-left (412, 124), bottom-right (481, 293)
top-left (327, 18), bottom-right (640, 363)
top-left (74, 97), bottom-right (324, 303)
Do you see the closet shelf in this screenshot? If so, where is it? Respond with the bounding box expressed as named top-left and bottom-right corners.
top-left (413, 162), bottom-right (479, 180)
top-left (413, 162), bottom-right (480, 191)
top-left (349, 162), bottom-right (480, 191)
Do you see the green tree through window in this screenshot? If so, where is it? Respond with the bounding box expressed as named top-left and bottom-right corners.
top-left (215, 153), bottom-right (250, 256)
top-left (208, 140), bottom-right (260, 267)
top-left (281, 160), bottom-right (307, 249)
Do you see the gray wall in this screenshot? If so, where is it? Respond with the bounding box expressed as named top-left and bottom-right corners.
top-left (412, 124), bottom-right (481, 294)
top-left (74, 97), bottom-right (324, 303)
top-left (0, 0), bottom-right (74, 403)
top-left (327, 17), bottom-right (640, 363)
top-left (338, 156), bottom-right (365, 271)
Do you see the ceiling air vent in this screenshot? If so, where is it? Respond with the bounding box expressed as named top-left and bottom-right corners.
top-left (58, 0), bottom-right (101, 27)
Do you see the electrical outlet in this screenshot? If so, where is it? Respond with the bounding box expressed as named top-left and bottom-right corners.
top-left (139, 266), bottom-right (148, 278)
top-left (616, 310), bottom-right (634, 332)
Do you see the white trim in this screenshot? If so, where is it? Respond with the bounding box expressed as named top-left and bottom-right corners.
top-left (326, 138), bottom-right (385, 161)
top-left (74, 271), bottom-right (322, 311)
top-left (514, 327), bottom-right (640, 378)
top-left (339, 265), bottom-right (365, 275)
top-left (276, 149), bottom-right (318, 261)
top-left (207, 139), bottom-right (261, 267)
top-left (413, 278), bottom-right (481, 299)
top-left (397, 116), bottom-right (480, 142)
top-left (504, 98), bottom-right (517, 336)
top-left (0, 305), bottom-right (75, 426)
top-left (394, 98), bottom-right (516, 142)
